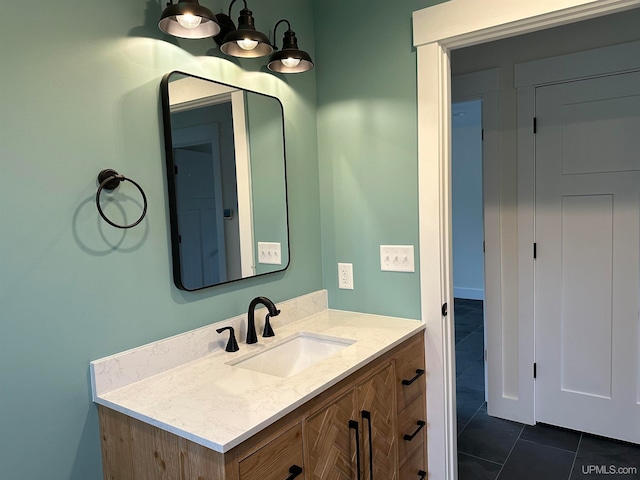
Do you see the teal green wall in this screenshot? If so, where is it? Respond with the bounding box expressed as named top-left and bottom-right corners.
top-left (0, 0), bottom-right (320, 478)
top-left (246, 93), bottom-right (290, 274)
top-left (313, 0), bottom-right (443, 319)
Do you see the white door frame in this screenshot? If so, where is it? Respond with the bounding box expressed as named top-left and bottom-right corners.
top-left (412, 1), bottom-right (640, 479)
top-left (229, 91), bottom-right (256, 278)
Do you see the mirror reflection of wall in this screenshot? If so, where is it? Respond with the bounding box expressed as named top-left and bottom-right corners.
top-left (244, 93), bottom-right (289, 276)
top-left (161, 72), bottom-right (290, 291)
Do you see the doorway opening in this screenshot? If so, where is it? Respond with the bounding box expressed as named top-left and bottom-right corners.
top-left (448, 33), bottom-right (640, 480)
top-left (451, 99), bottom-right (487, 431)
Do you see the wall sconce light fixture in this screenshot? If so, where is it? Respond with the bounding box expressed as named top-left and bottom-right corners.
top-left (215, 0), bottom-right (273, 58)
top-left (159, 0), bottom-right (221, 39)
top-left (157, 1), bottom-right (313, 73)
top-left (267, 20), bottom-right (314, 74)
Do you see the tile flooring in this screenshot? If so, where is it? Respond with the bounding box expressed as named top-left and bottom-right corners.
top-left (454, 298), bottom-right (640, 480)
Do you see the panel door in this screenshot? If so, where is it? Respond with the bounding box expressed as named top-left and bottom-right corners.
top-left (535, 70), bottom-right (640, 443)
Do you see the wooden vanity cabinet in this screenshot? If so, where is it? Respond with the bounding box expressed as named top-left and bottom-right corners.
top-left (395, 335), bottom-right (428, 478)
top-left (98, 331), bottom-right (426, 480)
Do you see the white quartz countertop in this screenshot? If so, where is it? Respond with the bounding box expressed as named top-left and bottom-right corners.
top-left (92, 307), bottom-right (424, 453)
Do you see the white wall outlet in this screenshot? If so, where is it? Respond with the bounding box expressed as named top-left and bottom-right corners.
top-left (380, 245), bottom-right (415, 272)
top-left (338, 263), bottom-right (354, 290)
top-left (258, 242), bottom-right (281, 265)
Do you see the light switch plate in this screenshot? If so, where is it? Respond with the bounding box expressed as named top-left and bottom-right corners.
top-left (380, 245), bottom-right (415, 272)
top-left (258, 242), bottom-right (281, 265)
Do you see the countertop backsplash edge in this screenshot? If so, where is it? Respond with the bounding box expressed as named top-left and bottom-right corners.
top-left (91, 289), bottom-right (328, 398)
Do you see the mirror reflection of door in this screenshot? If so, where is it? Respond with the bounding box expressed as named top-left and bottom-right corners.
top-left (174, 142), bottom-right (226, 288)
top-left (172, 115), bottom-right (242, 290)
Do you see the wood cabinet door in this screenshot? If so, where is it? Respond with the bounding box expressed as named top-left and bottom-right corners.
top-left (305, 390), bottom-right (358, 480)
top-left (239, 423), bottom-right (304, 480)
top-left (357, 364), bottom-right (397, 480)
top-left (395, 338), bottom-right (426, 413)
top-left (397, 396), bottom-right (426, 473)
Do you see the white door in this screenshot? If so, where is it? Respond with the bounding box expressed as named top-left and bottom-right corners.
top-left (534, 71), bottom-right (640, 443)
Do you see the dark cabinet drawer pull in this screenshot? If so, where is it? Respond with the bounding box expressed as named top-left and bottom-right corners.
top-left (286, 465), bottom-right (303, 480)
top-left (403, 420), bottom-right (426, 441)
top-left (418, 469), bottom-right (427, 479)
top-left (402, 369), bottom-right (425, 386)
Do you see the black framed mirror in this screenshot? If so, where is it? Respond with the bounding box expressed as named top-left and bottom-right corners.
top-left (160, 71), bottom-right (290, 291)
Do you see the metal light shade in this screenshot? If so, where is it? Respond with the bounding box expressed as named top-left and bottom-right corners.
top-left (220, 8), bottom-right (273, 58)
top-left (268, 29), bottom-right (314, 74)
top-left (158, 0), bottom-right (220, 39)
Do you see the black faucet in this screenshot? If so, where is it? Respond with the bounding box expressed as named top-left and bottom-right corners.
top-left (246, 296), bottom-right (280, 344)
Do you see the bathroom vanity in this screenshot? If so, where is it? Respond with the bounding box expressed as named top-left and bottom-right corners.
top-left (91, 292), bottom-right (427, 479)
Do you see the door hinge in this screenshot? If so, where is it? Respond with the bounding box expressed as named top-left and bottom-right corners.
top-left (483, 241), bottom-right (486, 253)
top-left (174, 165), bottom-right (178, 174)
top-left (482, 128), bottom-right (484, 141)
top-left (533, 117), bottom-right (537, 134)
top-left (484, 349), bottom-right (487, 362)
top-left (178, 235), bottom-right (182, 244)
top-left (533, 362), bottom-right (537, 379)
top-left (533, 242), bottom-right (537, 259)
top-left (441, 302), bottom-right (448, 317)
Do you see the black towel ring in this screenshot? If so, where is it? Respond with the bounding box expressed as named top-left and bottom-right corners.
top-left (96, 169), bottom-right (148, 229)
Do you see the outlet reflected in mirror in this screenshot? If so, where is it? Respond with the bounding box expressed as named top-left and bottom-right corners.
top-left (161, 71), bottom-right (289, 291)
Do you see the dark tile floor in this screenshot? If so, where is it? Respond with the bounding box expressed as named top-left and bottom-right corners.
top-left (454, 298), bottom-right (640, 480)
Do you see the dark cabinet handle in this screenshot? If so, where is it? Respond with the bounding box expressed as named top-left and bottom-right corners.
top-left (362, 410), bottom-right (374, 480)
top-left (418, 470), bottom-right (427, 479)
top-left (349, 420), bottom-right (362, 480)
top-left (403, 420), bottom-right (426, 441)
top-left (286, 465), bottom-right (303, 480)
top-left (402, 369), bottom-right (425, 385)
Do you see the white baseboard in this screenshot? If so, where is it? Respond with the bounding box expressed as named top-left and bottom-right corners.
top-left (453, 287), bottom-right (484, 300)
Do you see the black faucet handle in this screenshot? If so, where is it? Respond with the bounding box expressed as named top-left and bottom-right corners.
top-left (216, 326), bottom-right (239, 352)
top-left (263, 314), bottom-right (275, 337)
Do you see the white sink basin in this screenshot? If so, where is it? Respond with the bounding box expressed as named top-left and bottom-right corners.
top-left (227, 332), bottom-right (356, 378)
